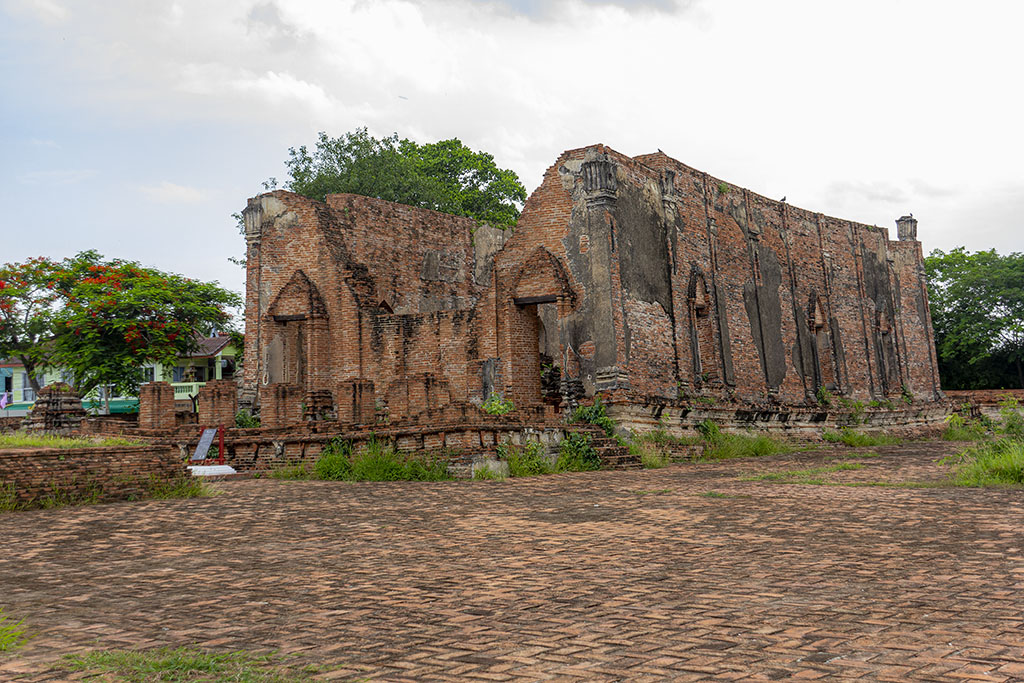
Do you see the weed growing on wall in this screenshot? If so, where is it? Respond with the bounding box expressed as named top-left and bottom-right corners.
top-left (481, 393), bottom-right (515, 416)
top-left (234, 410), bottom-right (261, 428)
top-left (570, 397), bottom-right (617, 438)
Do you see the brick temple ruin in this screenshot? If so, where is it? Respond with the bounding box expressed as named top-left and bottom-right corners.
top-left (239, 144), bottom-right (943, 434)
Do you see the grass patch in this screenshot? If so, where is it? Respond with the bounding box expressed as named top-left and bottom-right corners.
top-left (269, 438), bottom-right (452, 482)
top-left (699, 490), bottom-right (752, 499)
top-left (0, 606), bottom-right (29, 653)
top-left (832, 450), bottom-right (881, 459)
top-left (822, 427), bottom-right (900, 447)
top-left (0, 433), bottom-right (142, 449)
top-left (696, 421), bottom-right (794, 461)
top-left (147, 476), bottom-right (213, 500)
top-left (943, 438), bottom-right (1024, 487)
top-left (267, 462), bottom-right (315, 480)
top-left (635, 428), bottom-right (701, 447)
top-left (742, 463), bottom-right (864, 482)
top-left (472, 463), bottom-right (507, 480)
top-left (62, 646), bottom-right (315, 682)
top-left (500, 440), bottom-right (553, 477)
top-left (630, 441), bottom-right (671, 469)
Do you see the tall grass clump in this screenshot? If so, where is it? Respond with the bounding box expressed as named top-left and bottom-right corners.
top-left (310, 437), bottom-right (451, 481)
top-left (695, 419), bottom-right (793, 461)
top-left (630, 441), bottom-right (671, 469)
top-left (941, 412), bottom-right (988, 442)
top-left (499, 440), bottom-right (552, 477)
top-left (0, 433), bottom-right (142, 449)
top-left (555, 432), bottom-right (601, 472)
top-left (0, 607), bottom-right (29, 652)
top-left (822, 427), bottom-right (899, 447)
top-left (944, 438), bottom-right (1024, 486)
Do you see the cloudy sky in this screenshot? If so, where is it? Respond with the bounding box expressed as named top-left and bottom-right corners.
top-left (2, 0), bottom-right (1022, 303)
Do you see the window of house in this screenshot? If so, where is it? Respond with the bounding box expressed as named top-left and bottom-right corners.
top-left (141, 366), bottom-right (155, 383)
top-left (172, 366), bottom-right (185, 383)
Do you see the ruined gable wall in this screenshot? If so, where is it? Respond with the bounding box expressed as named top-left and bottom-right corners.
top-left (324, 193), bottom-right (487, 314)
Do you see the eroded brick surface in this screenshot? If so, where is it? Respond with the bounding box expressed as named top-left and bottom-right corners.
top-left (2, 441), bottom-right (1022, 681)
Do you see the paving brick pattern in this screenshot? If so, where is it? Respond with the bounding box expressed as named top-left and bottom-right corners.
top-left (2, 441), bottom-right (1023, 681)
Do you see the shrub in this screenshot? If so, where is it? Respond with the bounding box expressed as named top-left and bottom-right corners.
top-left (941, 413), bottom-right (988, 442)
top-left (822, 427), bottom-right (899, 447)
top-left (555, 432), bottom-right (601, 472)
top-left (313, 438), bottom-right (354, 480)
top-left (944, 438), bottom-right (1024, 486)
top-left (570, 397), bottom-right (617, 438)
top-left (482, 393), bottom-right (515, 416)
top-left (234, 409), bottom-right (260, 428)
top-left (500, 440), bottom-right (552, 477)
top-left (472, 463), bottom-right (506, 480)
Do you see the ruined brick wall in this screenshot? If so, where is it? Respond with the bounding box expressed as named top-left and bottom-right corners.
top-left (0, 445), bottom-right (185, 508)
top-left (197, 380), bottom-right (237, 427)
top-left (240, 143), bottom-right (941, 426)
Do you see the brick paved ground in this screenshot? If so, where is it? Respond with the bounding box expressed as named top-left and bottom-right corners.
top-left (2, 440), bottom-right (1023, 681)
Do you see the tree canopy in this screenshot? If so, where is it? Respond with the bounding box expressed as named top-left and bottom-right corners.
top-left (925, 247), bottom-right (1024, 389)
top-left (0, 251), bottom-right (241, 399)
top-left (280, 128), bottom-right (528, 227)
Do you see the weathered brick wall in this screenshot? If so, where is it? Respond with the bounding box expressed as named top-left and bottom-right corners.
top-left (238, 143), bottom-right (941, 428)
top-left (197, 380), bottom-right (237, 427)
top-left (0, 445), bottom-right (185, 508)
top-left (139, 382), bottom-right (177, 430)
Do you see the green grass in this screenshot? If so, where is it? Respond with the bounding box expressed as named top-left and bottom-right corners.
top-left (1, 475), bottom-right (209, 512)
top-left (267, 462), bottom-right (315, 480)
top-left (633, 488), bottom-right (674, 496)
top-left (742, 463), bottom-right (864, 483)
top-left (822, 427), bottom-right (900, 447)
top-left (630, 441), bottom-right (671, 469)
top-left (0, 606), bottom-right (29, 653)
top-left (635, 428), bottom-right (701, 447)
top-left (0, 433), bottom-right (143, 449)
top-left (311, 438), bottom-right (452, 482)
top-left (944, 438), bottom-right (1024, 487)
top-left (472, 463), bottom-right (507, 480)
top-left (555, 432), bottom-right (601, 472)
top-left (698, 429), bottom-right (794, 461)
top-left (61, 646), bottom-right (318, 682)
top-left (500, 440), bottom-right (553, 477)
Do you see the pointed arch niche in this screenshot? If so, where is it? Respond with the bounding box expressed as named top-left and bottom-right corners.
top-left (264, 270), bottom-right (329, 388)
top-left (808, 292), bottom-right (836, 391)
top-left (687, 265), bottom-right (718, 386)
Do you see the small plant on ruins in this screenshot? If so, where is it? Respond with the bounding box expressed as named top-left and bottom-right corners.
top-left (482, 393), bottom-right (516, 416)
top-left (268, 462), bottom-right (315, 480)
top-left (997, 395), bottom-right (1024, 439)
top-left (901, 384), bottom-right (914, 405)
top-left (717, 181), bottom-right (729, 196)
top-left (815, 386), bottom-right (833, 407)
top-left (234, 409), bottom-right (261, 428)
top-left (822, 427), bottom-right (899, 448)
top-left (0, 607), bottom-right (30, 653)
top-left (313, 437), bottom-right (452, 482)
top-left (555, 432), bottom-right (601, 472)
top-left (570, 396), bottom-right (617, 439)
top-left (499, 440), bottom-right (552, 477)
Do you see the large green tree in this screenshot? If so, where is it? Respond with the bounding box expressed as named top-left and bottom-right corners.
top-left (925, 247), bottom-right (1024, 389)
top-left (280, 128), bottom-right (527, 227)
top-left (0, 251), bottom-right (241, 403)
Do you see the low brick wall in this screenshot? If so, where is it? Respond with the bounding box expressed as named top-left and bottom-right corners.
top-left (945, 389), bottom-right (1024, 420)
top-left (0, 445), bottom-right (186, 509)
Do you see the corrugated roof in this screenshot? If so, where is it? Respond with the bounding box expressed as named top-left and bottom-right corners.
top-left (187, 335), bottom-right (233, 358)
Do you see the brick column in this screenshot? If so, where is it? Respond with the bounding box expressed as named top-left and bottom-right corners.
top-left (197, 380), bottom-right (238, 427)
top-left (139, 382), bottom-right (176, 430)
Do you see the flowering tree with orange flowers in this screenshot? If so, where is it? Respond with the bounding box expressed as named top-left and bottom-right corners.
top-left (0, 251), bottom-right (241, 404)
top-left (0, 256), bottom-right (67, 393)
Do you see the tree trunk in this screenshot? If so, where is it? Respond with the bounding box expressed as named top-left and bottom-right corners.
top-left (18, 355), bottom-right (42, 393)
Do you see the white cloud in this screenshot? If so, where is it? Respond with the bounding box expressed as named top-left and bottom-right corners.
top-left (139, 181), bottom-right (208, 204)
top-left (5, 0), bottom-right (69, 23)
top-left (18, 169), bottom-right (96, 184)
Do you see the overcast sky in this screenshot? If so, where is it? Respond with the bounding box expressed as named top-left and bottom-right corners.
top-left (2, 0), bottom-right (1022, 304)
